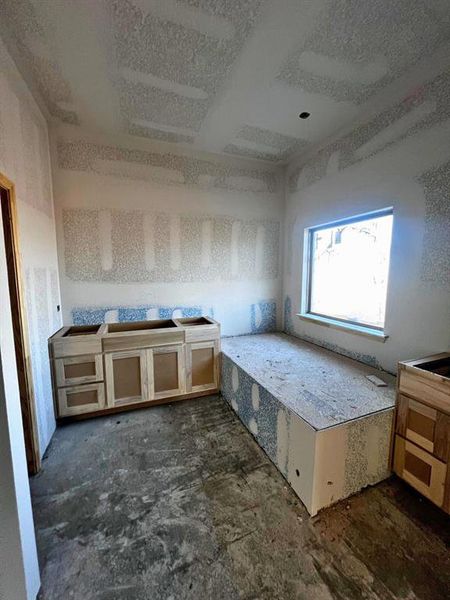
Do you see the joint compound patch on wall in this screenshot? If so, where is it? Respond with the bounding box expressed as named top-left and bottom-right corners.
top-left (283, 296), bottom-right (294, 335)
top-left (63, 208), bottom-right (280, 283)
top-left (251, 300), bottom-right (277, 334)
top-left (1, 16), bottom-right (82, 127)
top-left (418, 160), bottom-right (450, 288)
top-left (0, 37), bottom-right (61, 457)
top-left (72, 304), bottom-right (209, 325)
top-left (343, 410), bottom-right (392, 496)
top-left (111, 0), bottom-right (264, 140)
top-left (0, 73), bottom-right (53, 217)
top-left (57, 139), bottom-right (281, 193)
top-left (127, 121), bottom-right (194, 145)
top-left (277, 0), bottom-right (449, 105)
top-left (295, 333), bottom-right (381, 371)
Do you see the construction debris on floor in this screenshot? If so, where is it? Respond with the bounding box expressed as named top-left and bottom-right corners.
top-left (32, 396), bottom-right (450, 600)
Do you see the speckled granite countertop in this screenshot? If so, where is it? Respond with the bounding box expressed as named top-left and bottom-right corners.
top-left (221, 333), bottom-right (396, 431)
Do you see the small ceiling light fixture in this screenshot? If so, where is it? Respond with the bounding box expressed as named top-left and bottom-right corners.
top-left (299, 111), bottom-right (310, 119)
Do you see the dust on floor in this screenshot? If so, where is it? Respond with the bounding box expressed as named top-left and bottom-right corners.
top-left (32, 395), bottom-right (450, 600)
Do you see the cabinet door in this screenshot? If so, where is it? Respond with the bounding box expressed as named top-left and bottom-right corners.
top-left (393, 435), bottom-right (447, 507)
top-left (55, 354), bottom-right (103, 387)
top-left (185, 341), bottom-right (219, 394)
top-left (105, 350), bottom-right (149, 407)
top-left (58, 383), bottom-right (105, 417)
top-left (148, 345), bottom-right (184, 400)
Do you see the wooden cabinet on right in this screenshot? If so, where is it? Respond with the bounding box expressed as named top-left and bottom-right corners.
top-left (393, 353), bottom-right (450, 514)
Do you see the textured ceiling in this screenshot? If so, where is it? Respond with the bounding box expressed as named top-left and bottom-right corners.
top-left (1, 0), bottom-right (449, 164)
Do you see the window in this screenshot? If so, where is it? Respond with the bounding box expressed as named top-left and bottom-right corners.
top-left (303, 208), bottom-right (393, 333)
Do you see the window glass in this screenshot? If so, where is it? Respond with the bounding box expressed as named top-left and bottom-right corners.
top-left (308, 211), bottom-right (393, 330)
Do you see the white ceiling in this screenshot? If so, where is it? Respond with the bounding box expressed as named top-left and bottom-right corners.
top-left (1, 0), bottom-right (449, 164)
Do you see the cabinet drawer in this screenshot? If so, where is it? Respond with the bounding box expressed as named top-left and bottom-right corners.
top-left (393, 435), bottom-right (446, 507)
top-left (396, 395), bottom-right (450, 460)
top-left (55, 354), bottom-right (103, 387)
top-left (58, 383), bottom-right (105, 417)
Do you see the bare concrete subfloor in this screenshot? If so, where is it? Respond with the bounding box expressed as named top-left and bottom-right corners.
top-left (32, 395), bottom-right (450, 600)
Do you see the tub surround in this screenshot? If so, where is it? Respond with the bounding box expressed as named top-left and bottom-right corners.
top-left (221, 333), bottom-right (396, 515)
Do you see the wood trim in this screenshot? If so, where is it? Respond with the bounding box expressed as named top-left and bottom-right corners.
top-left (102, 330), bottom-right (184, 353)
top-left (395, 394), bottom-right (409, 438)
top-left (98, 323), bottom-right (108, 336)
top-left (184, 327), bottom-right (220, 344)
top-left (173, 316), bottom-right (218, 326)
top-left (434, 412), bottom-right (450, 463)
top-left (398, 369), bottom-right (450, 415)
top-left (0, 173), bottom-right (40, 474)
top-left (51, 326), bottom-right (70, 341)
top-left (399, 359), bottom-right (450, 387)
top-left (443, 464), bottom-right (450, 514)
top-left (52, 335), bottom-right (102, 358)
top-left (400, 353), bottom-right (450, 370)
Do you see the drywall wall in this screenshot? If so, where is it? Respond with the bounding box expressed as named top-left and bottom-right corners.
top-left (284, 68), bottom-right (450, 373)
top-left (52, 126), bottom-right (284, 335)
top-left (0, 37), bottom-right (61, 456)
top-left (0, 204), bottom-right (40, 599)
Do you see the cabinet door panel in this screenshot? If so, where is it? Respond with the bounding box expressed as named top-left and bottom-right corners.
top-left (185, 341), bottom-right (219, 393)
top-left (149, 345), bottom-right (184, 400)
top-left (192, 347), bottom-right (215, 387)
top-left (105, 350), bottom-right (148, 407)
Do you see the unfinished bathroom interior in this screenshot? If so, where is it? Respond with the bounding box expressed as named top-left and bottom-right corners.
top-left (0, 0), bottom-right (449, 598)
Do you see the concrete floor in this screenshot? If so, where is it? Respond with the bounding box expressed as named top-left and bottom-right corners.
top-left (32, 395), bottom-right (450, 600)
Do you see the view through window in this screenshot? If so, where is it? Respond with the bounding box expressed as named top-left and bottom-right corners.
top-left (306, 209), bottom-right (393, 330)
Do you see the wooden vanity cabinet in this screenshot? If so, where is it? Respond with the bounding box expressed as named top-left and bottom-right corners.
top-left (49, 317), bottom-right (220, 420)
top-left (393, 353), bottom-right (450, 514)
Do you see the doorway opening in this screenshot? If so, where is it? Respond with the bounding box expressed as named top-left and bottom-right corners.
top-left (0, 173), bottom-right (40, 475)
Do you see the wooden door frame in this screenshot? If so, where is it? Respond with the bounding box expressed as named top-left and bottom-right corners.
top-left (0, 172), bottom-right (41, 474)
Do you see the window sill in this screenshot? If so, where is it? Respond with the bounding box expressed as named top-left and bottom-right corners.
top-left (296, 313), bottom-right (388, 342)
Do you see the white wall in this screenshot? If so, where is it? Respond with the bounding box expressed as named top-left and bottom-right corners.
top-left (52, 126), bottom-right (284, 336)
top-left (284, 69), bottom-right (450, 373)
top-left (0, 209), bottom-right (40, 600)
top-left (0, 36), bottom-right (62, 600)
top-left (0, 39), bottom-right (62, 456)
